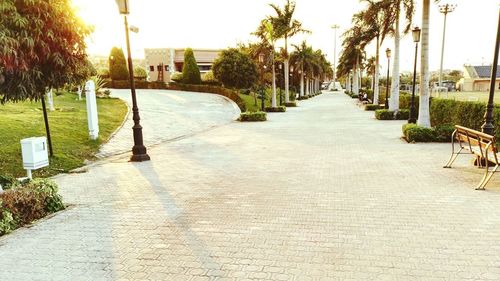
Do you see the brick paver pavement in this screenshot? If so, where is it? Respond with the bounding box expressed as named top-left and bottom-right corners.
top-left (97, 89), bottom-right (240, 158)
top-left (1, 92), bottom-right (500, 281)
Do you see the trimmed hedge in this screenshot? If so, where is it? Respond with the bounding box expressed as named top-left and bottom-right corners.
top-left (402, 124), bottom-right (455, 143)
top-left (375, 109), bottom-right (395, 120)
top-left (239, 111), bottom-right (267, 122)
top-left (284, 101), bottom-right (297, 107)
top-left (103, 79), bottom-right (167, 89)
top-left (167, 83), bottom-right (246, 111)
top-left (297, 95), bottom-right (309, 100)
top-left (430, 99), bottom-right (500, 141)
top-left (0, 178), bottom-right (65, 235)
top-left (395, 109), bottom-right (410, 120)
top-left (365, 104), bottom-right (383, 111)
top-left (375, 109), bottom-right (410, 120)
top-left (265, 106), bottom-right (286, 113)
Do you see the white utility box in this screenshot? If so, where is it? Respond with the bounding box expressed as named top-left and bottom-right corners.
top-left (20, 137), bottom-right (49, 178)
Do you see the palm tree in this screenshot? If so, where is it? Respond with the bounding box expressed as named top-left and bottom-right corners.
top-left (366, 56), bottom-right (377, 91)
top-left (290, 41), bottom-right (314, 97)
top-left (254, 19), bottom-right (279, 108)
top-left (388, 0), bottom-right (415, 111)
top-left (270, 0), bottom-right (310, 103)
top-left (339, 26), bottom-right (368, 96)
top-left (355, 0), bottom-right (393, 105)
top-left (418, 0), bottom-right (432, 127)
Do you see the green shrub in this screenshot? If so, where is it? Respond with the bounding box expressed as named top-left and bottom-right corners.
top-left (265, 106), bottom-right (286, 113)
top-left (434, 124), bottom-right (455, 142)
top-left (284, 101), bottom-right (297, 107)
top-left (239, 111), bottom-right (267, 122)
top-left (133, 66), bottom-right (147, 80)
top-left (97, 68), bottom-right (110, 79)
top-left (182, 48), bottom-right (202, 85)
top-left (375, 109), bottom-right (395, 120)
top-left (402, 124), bottom-right (436, 142)
top-left (0, 175), bottom-right (17, 190)
top-left (170, 72), bottom-right (183, 82)
top-left (202, 71), bottom-right (220, 86)
top-left (365, 104), bottom-right (382, 111)
top-left (103, 79), bottom-right (166, 90)
top-left (430, 99), bottom-right (500, 140)
top-left (109, 47), bottom-right (129, 80)
top-left (0, 178), bottom-right (65, 235)
top-left (395, 109), bottom-right (410, 120)
top-left (298, 95), bottom-right (309, 100)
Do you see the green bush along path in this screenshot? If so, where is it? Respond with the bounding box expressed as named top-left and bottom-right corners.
top-left (0, 93), bottom-right (127, 178)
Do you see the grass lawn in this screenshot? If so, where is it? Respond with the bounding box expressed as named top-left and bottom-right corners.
top-left (0, 92), bottom-right (127, 178)
top-left (432, 91), bottom-right (500, 103)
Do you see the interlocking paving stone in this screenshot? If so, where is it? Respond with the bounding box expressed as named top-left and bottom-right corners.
top-left (1, 91), bottom-right (500, 280)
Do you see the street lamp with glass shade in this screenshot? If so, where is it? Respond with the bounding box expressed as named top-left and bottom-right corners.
top-left (385, 48), bottom-right (391, 109)
top-left (409, 27), bottom-right (421, 124)
top-left (115, 0), bottom-right (150, 162)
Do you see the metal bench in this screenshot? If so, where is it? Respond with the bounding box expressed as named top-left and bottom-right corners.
top-left (443, 125), bottom-right (499, 190)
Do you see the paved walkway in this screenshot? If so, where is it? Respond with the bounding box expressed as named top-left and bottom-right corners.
top-left (97, 89), bottom-right (240, 158)
top-left (1, 92), bottom-right (500, 281)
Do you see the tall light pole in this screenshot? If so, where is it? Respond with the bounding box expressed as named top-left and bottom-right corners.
top-left (409, 27), bottom-right (421, 124)
top-left (482, 8), bottom-right (500, 136)
top-left (385, 48), bottom-right (391, 110)
top-left (331, 25), bottom-right (340, 91)
top-left (438, 3), bottom-right (457, 87)
top-left (115, 0), bottom-right (150, 162)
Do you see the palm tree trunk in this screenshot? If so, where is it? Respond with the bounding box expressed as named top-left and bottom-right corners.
top-left (374, 36), bottom-right (380, 105)
top-left (353, 59), bottom-right (359, 95)
top-left (306, 75), bottom-right (310, 96)
top-left (284, 37), bottom-right (290, 103)
top-left (418, 0), bottom-right (431, 127)
top-left (389, 8), bottom-right (401, 111)
top-left (272, 63), bottom-right (277, 107)
top-left (300, 69), bottom-right (304, 97)
top-left (346, 72), bottom-right (351, 92)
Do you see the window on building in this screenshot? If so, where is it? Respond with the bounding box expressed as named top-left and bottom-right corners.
top-left (157, 65), bottom-right (162, 71)
top-left (498, 82), bottom-right (500, 90)
top-left (165, 65), bottom-right (169, 72)
top-left (149, 66), bottom-right (154, 71)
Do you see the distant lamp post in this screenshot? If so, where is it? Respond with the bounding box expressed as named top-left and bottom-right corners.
top-left (279, 63), bottom-right (283, 105)
top-left (331, 25), bottom-right (340, 90)
top-left (115, 0), bottom-right (150, 162)
top-left (385, 48), bottom-right (391, 110)
top-left (482, 8), bottom-right (500, 136)
top-left (438, 3), bottom-right (457, 87)
top-left (409, 27), bottom-right (421, 124)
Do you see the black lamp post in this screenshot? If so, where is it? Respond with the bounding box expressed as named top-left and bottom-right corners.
top-left (385, 48), bottom-right (391, 110)
top-left (278, 63), bottom-right (283, 105)
top-left (482, 8), bottom-right (500, 136)
top-left (115, 0), bottom-right (150, 162)
top-left (409, 27), bottom-right (421, 124)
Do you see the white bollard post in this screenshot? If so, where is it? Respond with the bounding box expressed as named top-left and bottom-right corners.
top-left (47, 89), bottom-right (55, 111)
top-left (85, 80), bottom-right (99, 140)
top-left (77, 86), bottom-right (82, 101)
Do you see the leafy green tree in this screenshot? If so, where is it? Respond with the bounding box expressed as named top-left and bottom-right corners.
top-left (109, 47), bottom-right (129, 81)
top-left (182, 48), bottom-right (202, 84)
top-left (133, 66), bottom-right (147, 80)
top-left (0, 0), bottom-right (91, 156)
top-left (0, 0), bottom-right (91, 103)
top-left (212, 48), bottom-right (258, 89)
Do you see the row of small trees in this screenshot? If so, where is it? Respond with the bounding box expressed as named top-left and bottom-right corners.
top-left (338, 0), bottom-right (437, 128)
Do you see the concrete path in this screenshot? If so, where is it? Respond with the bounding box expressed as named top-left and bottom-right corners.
top-left (1, 92), bottom-right (500, 281)
top-left (97, 89), bottom-right (240, 158)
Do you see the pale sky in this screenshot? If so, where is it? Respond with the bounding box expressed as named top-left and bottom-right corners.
top-left (73, 0), bottom-right (500, 73)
